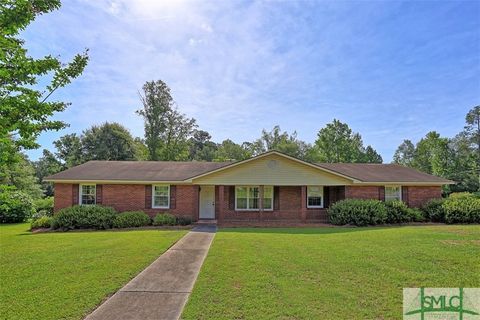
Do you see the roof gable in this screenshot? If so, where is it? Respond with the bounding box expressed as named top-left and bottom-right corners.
top-left (191, 152), bottom-right (354, 185)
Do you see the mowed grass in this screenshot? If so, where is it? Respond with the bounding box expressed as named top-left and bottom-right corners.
top-left (0, 224), bottom-right (187, 320)
top-left (183, 225), bottom-right (480, 319)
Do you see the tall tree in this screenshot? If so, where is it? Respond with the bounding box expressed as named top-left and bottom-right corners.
top-left (362, 145), bottom-right (383, 163)
top-left (311, 119), bottom-right (380, 163)
top-left (33, 149), bottom-right (63, 196)
top-left (253, 126), bottom-right (312, 160)
top-left (464, 105), bottom-right (480, 190)
top-left (136, 80), bottom-right (197, 160)
top-left (393, 140), bottom-right (415, 166)
top-left (136, 80), bottom-right (173, 161)
top-left (413, 131), bottom-right (452, 176)
top-left (189, 130), bottom-right (217, 161)
top-left (0, 153), bottom-right (42, 198)
top-left (0, 0), bottom-right (88, 165)
top-left (53, 133), bottom-right (84, 167)
top-left (214, 139), bottom-right (251, 161)
top-left (82, 122), bottom-right (138, 161)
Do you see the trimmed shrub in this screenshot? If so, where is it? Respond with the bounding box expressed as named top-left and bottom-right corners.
top-left (31, 216), bottom-right (53, 229)
top-left (443, 197), bottom-right (480, 224)
top-left (421, 198), bottom-right (446, 222)
top-left (385, 200), bottom-right (411, 224)
top-left (0, 187), bottom-right (35, 223)
top-left (407, 208), bottom-right (425, 222)
top-left (113, 211), bottom-right (151, 228)
top-left (153, 213), bottom-right (176, 226)
top-left (52, 205), bottom-right (117, 230)
top-left (176, 215), bottom-right (193, 226)
top-left (328, 199), bottom-right (387, 226)
top-left (32, 209), bottom-right (50, 221)
top-left (34, 197), bottom-right (54, 216)
top-left (448, 192), bottom-right (478, 199)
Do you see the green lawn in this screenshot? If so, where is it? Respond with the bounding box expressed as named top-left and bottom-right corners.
top-left (183, 225), bottom-right (480, 319)
top-left (0, 223), bottom-right (186, 320)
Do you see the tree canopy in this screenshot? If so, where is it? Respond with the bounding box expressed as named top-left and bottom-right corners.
top-left (0, 0), bottom-right (88, 165)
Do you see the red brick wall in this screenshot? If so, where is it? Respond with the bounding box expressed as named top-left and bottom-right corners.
top-left (54, 183), bottom-right (75, 212)
top-left (217, 186), bottom-right (327, 222)
top-left (406, 186), bottom-right (442, 208)
top-left (345, 185), bottom-right (442, 207)
top-left (345, 186), bottom-right (382, 200)
top-left (53, 183), bottom-right (199, 220)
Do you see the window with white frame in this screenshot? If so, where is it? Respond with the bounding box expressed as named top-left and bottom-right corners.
top-left (235, 186), bottom-right (273, 210)
top-left (80, 184), bottom-right (96, 205)
top-left (152, 185), bottom-right (170, 208)
top-left (385, 186), bottom-right (402, 202)
top-left (307, 186), bottom-right (323, 208)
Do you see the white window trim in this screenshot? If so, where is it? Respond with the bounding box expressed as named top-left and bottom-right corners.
top-left (235, 186), bottom-right (274, 211)
top-left (307, 186), bottom-right (324, 209)
top-left (385, 185), bottom-right (402, 202)
top-left (79, 184), bottom-right (96, 205)
top-left (152, 184), bottom-right (170, 209)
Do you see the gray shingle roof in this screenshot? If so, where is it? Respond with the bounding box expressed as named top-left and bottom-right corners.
top-left (45, 160), bottom-right (232, 181)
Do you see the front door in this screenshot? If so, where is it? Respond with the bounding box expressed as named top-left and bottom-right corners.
top-left (199, 186), bottom-right (215, 219)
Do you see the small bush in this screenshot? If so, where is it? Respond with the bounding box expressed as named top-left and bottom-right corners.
top-left (52, 205), bottom-right (117, 230)
top-left (407, 208), bottom-right (425, 222)
top-left (176, 215), bottom-right (193, 226)
top-left (113, 211), bottom-right (151, 228)
top-left (31, 216), bottom-right (53, 229)
top-left (421, 199), bottom-right (446, 222)
top-left (33, 197), bottom-right (54, 216)
top-left (0, 187), bottom-right (35, 223)
top-left (153, 213), bottom-right (176, 226)
top-left (328, 199), bottom-right (387, 226)
top-left (385, 200), bottom-right (411, 224)
top-left (32, 209), bottom-right (50, 221)
top-left (443, 197), bottom-right (480, 224)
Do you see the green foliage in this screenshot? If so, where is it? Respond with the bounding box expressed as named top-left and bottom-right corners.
top-left (113, 211), bottom-right (151, 228)
top-left (214, 139), bottom-right (251, 161)
top-left (0, 186), bottom-right (34, 223)
top-left (53, 133), bottom-right (84, 167)
top-left (421, 198), bottom-right (446, 222)
top-left (137, 80), bottom-right (197, 161)
top-left (311, 119), bottom-right (382, 163)
top-left (384, 200), bottom-right (411, 223)
top-left (0, 0), bottom-right (88, 165)
top-left (153, 213), bottom-right (176, 226)
top-left (33, 150), bottom-right (63, 196)
top-left (52, 205), bottom-right (117, 230)
top-left (328, 199), bottom-right (387, 226)
top-left (189, 130), bottom-right (218, 161)
top-left (82, 122), bottom-right (138, 161)
top-left (31, 216), bottom-right (53, 229)
top-left (176, 215), bottom-right (193, 226)
top-left (251, 126), bottom-right (312, 160)
top-left (0, 153), bottom-right (43, 198)
top-left (393, 140), bottom-right (415, 166)
top-left (443, 197), bottom-right (480, 224)
top-left (449, 192), bottom-right (478, 199)
top-left (33, 197), bottom-right (54, 216)
top-left (406, 208), bottom-right (425, 222)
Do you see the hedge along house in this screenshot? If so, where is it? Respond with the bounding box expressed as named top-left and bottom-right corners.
top-left (45, 151), bottom-right (454, 223)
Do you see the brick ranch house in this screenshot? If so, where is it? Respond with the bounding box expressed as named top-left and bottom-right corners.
top-left (46, 151), bottom-right (453, 223)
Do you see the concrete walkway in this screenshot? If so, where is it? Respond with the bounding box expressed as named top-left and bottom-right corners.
top-left (85, 225), bottom-right (217, 320)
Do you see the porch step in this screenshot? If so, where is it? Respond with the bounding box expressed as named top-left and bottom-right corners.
top-left (197, 219), bottom-right (217, 225)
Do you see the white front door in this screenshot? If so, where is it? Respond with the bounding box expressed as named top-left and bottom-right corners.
top-left (199, 186), bottom-right (215, 219)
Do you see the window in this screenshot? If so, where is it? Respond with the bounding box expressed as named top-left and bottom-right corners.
top-left (235, 186), bottom-right (273, 210)
top-left (385, 186), bottom-right (402, 202)
top-left (152, 185), bottom-right (170, 208)
top-left (80, 184), bottom-right (96, 205)
top-left (307, 186), bottom-right (323, 208)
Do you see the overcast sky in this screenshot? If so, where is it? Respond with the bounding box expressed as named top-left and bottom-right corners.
top-left (23, 0), bottom-right (480, 162)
